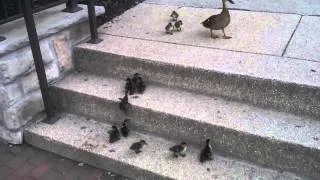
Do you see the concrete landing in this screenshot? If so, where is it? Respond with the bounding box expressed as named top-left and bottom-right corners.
top-left (99, 3), bottom-right (300, 56)
top-left (25, 113), bottom-right (304, 180)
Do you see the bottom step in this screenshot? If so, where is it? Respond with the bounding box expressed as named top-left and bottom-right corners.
top-left (24, 113), bottom-right (303, 180)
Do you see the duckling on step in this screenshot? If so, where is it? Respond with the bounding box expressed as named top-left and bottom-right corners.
top-left (170, 11), bottom-right (179, 21)
top-left (130, 140), bottom-right (148, 154)
top-left (169, 142), bottom-right (188, 158)
top-left (108, 125), bottom-right (121, 143)
top-left (165, 22), bottom-right (174, 35)
top-left (200, 138), bottom-right (213, 163)
top-left (125, 78), bottom-right (135, 95)
top-left (201, 0), bottom-right (234, 39)
top-left (174, 20), bottom-right (183, 32)
top-left (119, 92), bottom-right (130, 113)
top-left (136, 77), bottom-right (146, 94)
top-left (121, 119), bottom-right (131, 137)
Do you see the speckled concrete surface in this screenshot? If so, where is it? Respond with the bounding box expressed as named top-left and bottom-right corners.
top-left (144, 0), bottom-right (320, 16)
top-left (284, 16), bottom-right (320, 62)
top-left (98, 3), bottom-right (300, 56)
top-left (50, 72), bottom-right (320, 178)
top-left (25, 113), bottom-right (305, 180)
top-left (76, 35), bottom-right (320, 117)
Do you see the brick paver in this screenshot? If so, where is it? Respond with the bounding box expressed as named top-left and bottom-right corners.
top-left (0, 142), bottom-right (129, 180)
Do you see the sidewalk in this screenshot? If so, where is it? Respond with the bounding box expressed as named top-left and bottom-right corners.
top-left (0, 142), bottom-right (128, 180)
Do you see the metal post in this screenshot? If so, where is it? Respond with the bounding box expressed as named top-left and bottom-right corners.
top-left (0, 36), bottom-right (5, 42)
top-left (21, 0), bottom-right (59, 124)
top-left (87, 0), bottom-right (102, 44)
top-left (63, 0), bottom-right (83, 13)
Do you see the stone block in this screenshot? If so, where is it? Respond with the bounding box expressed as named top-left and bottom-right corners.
top-left (53, 35), bottom-right (73, 72)
top-left (0, 82), bottom-right (23, 107)
top-left (2, 91), bottom-right (44, 130)
top-left (21, 62), bottom-right (60, 94)
top-left (0, 125), bottom-right (23, 144)
top-left (0, 39), bottom-right (56, 84)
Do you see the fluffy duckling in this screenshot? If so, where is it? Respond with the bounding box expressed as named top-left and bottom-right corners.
top-left (132, 73), bottom-right (140, 86)
top-left (121, 119), bottom-right (131, 137)
top-left (119, 92), bottom-right (130, 113)
top-left (174, 20), bottom-right (183, 32)
top-left (136, 77), bottom-right (146, 94)
top-left (165, 22), bottom-right (174, 35)
top-left (130, 140), bottom-right (148, 154)
top-left (125, 78), bottom-right (134, 95)
top-left (169, 142), bottom-right (188, 158)
top-left (108, 125), bottom-right (121, 143)
top-left (171, 11), bottom-right (179, 21)
top-left (200, 139), bottom-right (213, 163)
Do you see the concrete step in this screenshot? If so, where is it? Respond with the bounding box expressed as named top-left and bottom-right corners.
top-left (24, 113), bottom-right (305, 180)
top-left (75, 35), bottom-right (320, 118)
top-left (49, 72), bottom-right (320, 179)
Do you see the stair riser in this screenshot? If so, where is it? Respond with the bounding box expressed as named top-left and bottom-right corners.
top-left (50, 87), bottom-right (320, 179)
top-left (75, 48), bottom-right (320, 118)
top-left (24, 131), bottom-right (172, 180)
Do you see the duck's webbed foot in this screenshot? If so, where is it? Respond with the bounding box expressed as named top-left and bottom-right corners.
top-left (212, 35), bottom-right (219, 39)
top-left (223, 35), bottom-right (232, 39)
top-left (222, 29), bottom-right (232, 39)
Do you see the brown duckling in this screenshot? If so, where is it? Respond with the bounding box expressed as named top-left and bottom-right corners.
top-left (108, 125), bottom-right (121, 143)
top-left (169, 142), bottom-right (188, 158)
top-left (201, 0), bottom-right (234, 39)
top-left (170, 11), bottom-right (179, 21)
top-left (121, 119), bottom-right (130, 137)
top-left (119, 92), bottom-right (130, 113)
top-left (165, 22), bottom-right (174, 35)
top-left (200, 139), bottom-right (213, 163)
top-left (130, 140), bottom-right (148, 154)
top-left (174, 20), bottom-right (183, 32)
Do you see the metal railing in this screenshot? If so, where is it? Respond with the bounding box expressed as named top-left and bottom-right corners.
top-left (1, 0), bottom-right (102, 124)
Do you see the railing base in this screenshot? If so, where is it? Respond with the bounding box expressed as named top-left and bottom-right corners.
top-left (0, 36), bottom-right (6, 42)
top-left (88, 38), bottom-right (103, 44)
top-left (43, 115), bottom-right (60, 125)
top-left (62, 6), bottom-right (83, 13)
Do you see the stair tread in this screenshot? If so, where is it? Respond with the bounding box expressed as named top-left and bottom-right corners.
top-left (25, 113), bottom-right (302, 180)
top-left (77, 34), bottom-right (320, 89)
top-left (54, 73), bottom-right (320, 150)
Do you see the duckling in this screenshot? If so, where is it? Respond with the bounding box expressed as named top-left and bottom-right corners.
top-left (130, 140), bottom-right (148, 154)
top-left (174, 20), bottom-right (183, 32)
top-left (108, 125), bottom-right (121, 143)
top-left (200, 139), bottom-right (213, 163)
top-left (125, 78), bottom-right (134, 95)
top-left (119, 92), bottom-right (130, 113)
top-left (169, 142), bottom-right (188, 158)
top-left (121, 119), bottom-right (130, 137)
top-left (165, 22), bottom-right (174, 35)
top-left (136, 77), bottom-right (146, 94)
top-left (201, 0), bottom-right (234, 39)
top-left (170, 11), bottom-right (179, 21)
top-left (132, 73), bottom-right (140, 88)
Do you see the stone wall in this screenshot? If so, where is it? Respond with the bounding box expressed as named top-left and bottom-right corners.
top-left (0, 5), bottom-right (104, 144)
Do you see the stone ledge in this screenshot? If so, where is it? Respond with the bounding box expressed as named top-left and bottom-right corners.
top-left (0, 4), bottom-right (105, 57)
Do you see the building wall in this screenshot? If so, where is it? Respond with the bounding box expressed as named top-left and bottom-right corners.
top-left (0, 13), bottom-right (100, 144)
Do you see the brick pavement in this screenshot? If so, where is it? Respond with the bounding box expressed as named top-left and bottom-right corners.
top-left (0, 142), bottom-right (129, 180)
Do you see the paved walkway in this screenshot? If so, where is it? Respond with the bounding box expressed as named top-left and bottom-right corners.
top-left (0, 142), bottom-right (128, 180)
